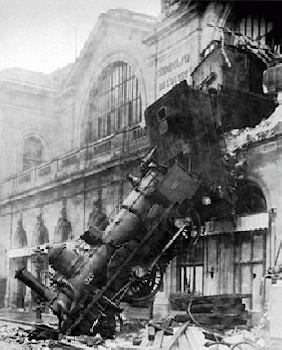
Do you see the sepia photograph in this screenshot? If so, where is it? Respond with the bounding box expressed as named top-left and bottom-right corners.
top-left (0, 0), bottom-right (281, 348)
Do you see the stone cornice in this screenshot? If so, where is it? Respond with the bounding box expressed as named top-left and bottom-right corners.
top-left (0, 144), bottom-right (149, 207)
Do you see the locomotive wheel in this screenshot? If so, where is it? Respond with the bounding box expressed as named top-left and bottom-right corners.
top-left (126, 263), bottom-right (165, 302)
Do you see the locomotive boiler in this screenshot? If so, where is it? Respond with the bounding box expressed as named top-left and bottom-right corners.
top-left (16, 153), bottom-right (200, 337)
top-left (15, 81), bottom-right (264, 338)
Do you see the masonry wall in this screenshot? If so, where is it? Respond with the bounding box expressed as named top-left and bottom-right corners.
top-left (0, 83), bottom-right (58, 180)
top-left (245, 132), bottom-right (282, 268)
top-left (0, 9), bottom-right (155, 290)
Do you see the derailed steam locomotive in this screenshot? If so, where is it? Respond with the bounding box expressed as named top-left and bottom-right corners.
top-left (15, 81), bottom-right (276, 338)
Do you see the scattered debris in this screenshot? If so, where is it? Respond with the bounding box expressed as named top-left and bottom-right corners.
top-left (225, 104), bottom-right (282, 154)
top-left (115, 322), bottom-right (260, 349)
top-left (27, 323), bottom-right (59, 341)
top-left (0, 316), bottom-right (278, 349)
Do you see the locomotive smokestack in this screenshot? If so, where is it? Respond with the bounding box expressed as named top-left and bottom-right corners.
top-left (15, 266), bottom-right (56, 302)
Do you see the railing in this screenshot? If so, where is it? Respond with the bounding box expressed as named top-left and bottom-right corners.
top-left (1, 126), bottom-right (148, 200)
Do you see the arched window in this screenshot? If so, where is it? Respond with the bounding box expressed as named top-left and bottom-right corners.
top-left (87, 61), bottom-right (142, 143)
top-left (23, 136), bottom-right (43, 171)
top-left (235, 181), bottom-right (267, 215)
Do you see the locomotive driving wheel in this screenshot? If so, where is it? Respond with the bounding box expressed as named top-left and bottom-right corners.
top-left (126, 263), bottom-right (165, 302)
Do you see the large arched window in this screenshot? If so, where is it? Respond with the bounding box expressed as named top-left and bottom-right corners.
top-left (23, 136), bottom-right (43, 171)
top-left (87, 61), bottom-right (142, 143)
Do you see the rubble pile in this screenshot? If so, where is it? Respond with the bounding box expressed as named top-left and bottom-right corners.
top-left (224, 104), bottom-right (282, 154)
top-left (0, 324), bottom-right (48, 349)
top-left (0, 324), bottom-right (28, 344)
top-left (0, 323), bottom-right (78, 349)
top-left (113, 321), bottom-right (263, 349)
top-left (0, 317), bottom-right (275, 349)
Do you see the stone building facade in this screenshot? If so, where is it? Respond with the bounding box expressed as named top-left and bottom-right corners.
top-left (0, 1), bottom-right (282, 321)
top-left (0, 8), bottom-right (156, 310)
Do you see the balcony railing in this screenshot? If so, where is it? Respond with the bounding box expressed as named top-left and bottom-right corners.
top-left (1, 126), bottom-right (148, 200)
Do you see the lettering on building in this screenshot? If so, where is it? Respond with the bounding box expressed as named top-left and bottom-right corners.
top-left (158, 54), bottom-right (190, 92)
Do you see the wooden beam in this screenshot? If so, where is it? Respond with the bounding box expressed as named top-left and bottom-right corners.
top-left (163, 321), bottom-right (190, 350)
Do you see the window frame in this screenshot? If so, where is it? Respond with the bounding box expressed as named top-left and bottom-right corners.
top-left (88, 61), bottom-right (142, 142)
top-left (178, 238), bottom-right (204, 294)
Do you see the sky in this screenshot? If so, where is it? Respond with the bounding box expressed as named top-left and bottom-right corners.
top-left (0, 0), bottom-right (161, 74)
